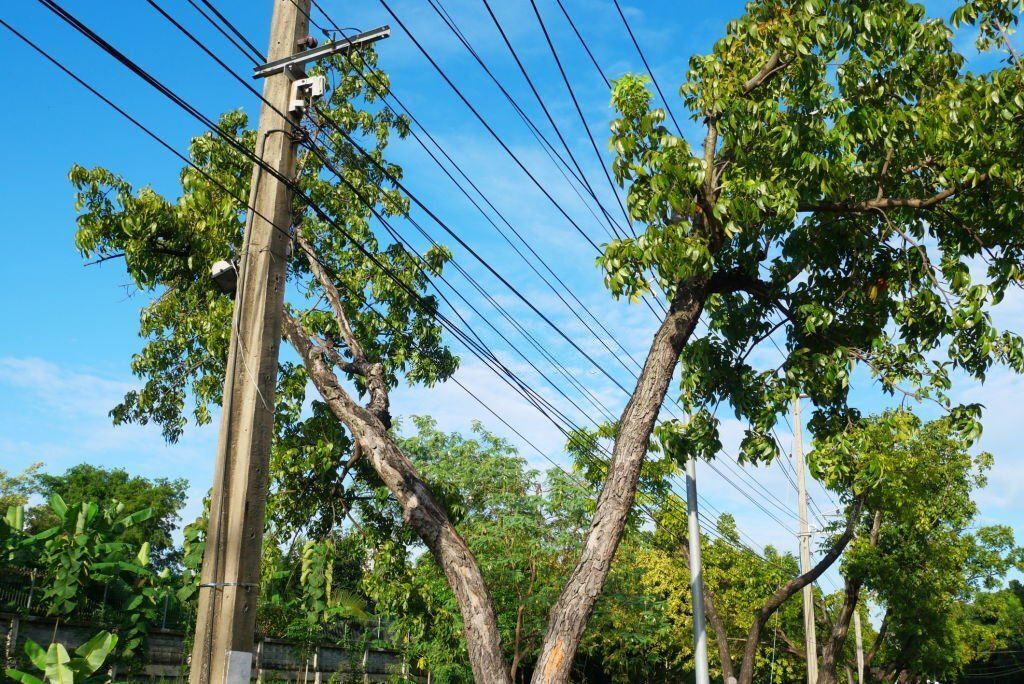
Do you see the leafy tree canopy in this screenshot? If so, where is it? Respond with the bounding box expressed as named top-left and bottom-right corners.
top-left (29, 464), bottom-right (187, 569)
top-left (603, 0), bottom-right (1024, 465)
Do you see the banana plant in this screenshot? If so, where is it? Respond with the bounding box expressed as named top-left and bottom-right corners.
top-left (6, 630), bottom-right (117, 684)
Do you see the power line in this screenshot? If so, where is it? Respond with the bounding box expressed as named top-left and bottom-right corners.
top-left (189, 3), bottom-right (645, 422)
top-left (611, 0), bottom-right (684, 133)
top-left (22, 0), bottom-right (818, 579)
top-left (235, 0), bottom-right (851, 582)
top-left (429, 0), bottom-right (629, 243)
top-left (526, 0), bottom-right (634, 234)
top-left (195, 0), bottom-right (264, 63)
top-left (553, 0), bottom-right (611, 89)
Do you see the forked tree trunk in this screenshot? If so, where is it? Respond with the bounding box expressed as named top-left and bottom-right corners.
top-left (818, 578), bottom-right (862, 684)
top-left (531, 279), bottom-right (709, 683)
top-left (734, 510), bottom-right (860, 684)
top-left (284, 315), bottom-right (512, 684)
top-left (819, 511), bottom-right (881, 684)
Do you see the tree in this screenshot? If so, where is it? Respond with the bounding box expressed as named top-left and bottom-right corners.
top-left (955, 583), bottom-right (1024, 681)
top-left (70, 1), bottom-right (1024, 681)
top-left (28, 464), bottom-right (187, 569)
top-left (361, 418), bottom-right (685, 683)
top-left (69, 45), bottom-right (518, 679)
top-left (642, 511), bottom-right (807, 684)
top-left (532, 0), bottom-right (1024, 678)
top-left (809, 411), bottom-right (1024, 683)
top-left (0, 463), bottom-right (41, 512)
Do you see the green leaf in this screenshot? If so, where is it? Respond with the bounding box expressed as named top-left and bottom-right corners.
top-left (24, 640), bottom-right (47, 672)
top-left (49, 494), bottom-right (68, 519)
top-left (73, 631), bottom-right (118, 675)
top-left (5, 670), bottom-right (45, 684)
top-left (44, 644), bottom-right (73, 684)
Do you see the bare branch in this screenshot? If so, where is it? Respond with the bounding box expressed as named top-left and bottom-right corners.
top-left (296, 233), bottom-right (366, 362)
top-left (799, 173), bottom-right (988, 213)
top-left (736, 502), bottom-right (862, 684)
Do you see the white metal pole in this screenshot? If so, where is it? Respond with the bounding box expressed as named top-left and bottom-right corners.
top-left (687, 456), bottom-right (710, 684)
top-left (854, 611), bottom-right (865, 684)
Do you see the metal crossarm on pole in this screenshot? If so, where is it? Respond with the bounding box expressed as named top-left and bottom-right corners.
top-left (252, 25), bottom-right (391, 78)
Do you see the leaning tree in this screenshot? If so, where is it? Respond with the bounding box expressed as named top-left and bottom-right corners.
top-left (72, 0), bottom-right (1024, 681)
top-left (530, 0), bottom-right (1024, 680)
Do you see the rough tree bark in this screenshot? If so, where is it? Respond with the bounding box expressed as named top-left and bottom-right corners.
top-left (283, 239), bottom-right (512, 683)
top-left (818, 512), bottom-right (882, 684)
top-left (530, 278), bottom-right (709, 683)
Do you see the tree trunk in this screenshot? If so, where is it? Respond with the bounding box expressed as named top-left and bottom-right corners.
top-left (817, 578), bottom-right (862, 684)
top-left (284, 314), bottom-right (512, 684)
top-left (819, 511), bottom-right (881, 684)
top-left (530, 279), bottom-right (709, 683)
top-left (705, 582), bottom-right (737, 684)
top-left (735, 508), bottom-right (860, 684)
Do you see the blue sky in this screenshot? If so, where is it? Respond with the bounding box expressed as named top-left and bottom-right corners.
top-left (1, 0), bottom-right (1022, 597)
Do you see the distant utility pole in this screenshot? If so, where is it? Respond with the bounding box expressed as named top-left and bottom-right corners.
top-left (686, 454), bottom-right (710, 684)
top-left (793, 395), bottom-right (819, 684)
top-left (188, 1), bottom-right (309, 682)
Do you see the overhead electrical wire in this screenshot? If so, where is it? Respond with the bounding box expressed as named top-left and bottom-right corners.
top-left (553, 0), bottom-right (611, 89)
top-left (177, 0), bottom-right (778, 550)
top-left (526, 0), bottom-right (634, 234)
top-left (427, 0), bottom-right (629, 244)
top-left (21, 0), bottom-right (821, 577)
top-left (611, 0), bottom-right (684, 134)
top-left (12, 2), bottom-right (751, 567)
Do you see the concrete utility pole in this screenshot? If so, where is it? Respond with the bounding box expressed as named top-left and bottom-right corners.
top-left (189, 2), bottom-right (310, 681)
top-left (686, 455), bottom-right (710, 684)
top-left (854, 611), bottom-right (865, 684)
top-left (793, 395), bottom-right (819, 684)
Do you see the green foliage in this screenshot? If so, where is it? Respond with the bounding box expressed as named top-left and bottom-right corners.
top-left (29, 464), bottom-right (187, 569)
top-left (6, 493), bottom-right (167, 671)
top-left (352, 418), bottom-right (704, 682)
top-left (603, 0), bottom-right (1024, 465)
top-left (649, 507), bottom-right (805, 684)
top-left (6, 631), bottom-right (118, 684)
top-left (0, 463), bottom-right (42, 512)
top-left (952, 0), bottom-right (1024, 57)
top-left (812, 411), bottom-right (1024, 680)
top-left (70, 47), bottom-right (454, 454)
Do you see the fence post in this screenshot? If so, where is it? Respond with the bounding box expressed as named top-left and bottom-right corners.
top-left (255, 638), bottom-right (264, 683)
top-left (25, 572), bottom-right (36, 614)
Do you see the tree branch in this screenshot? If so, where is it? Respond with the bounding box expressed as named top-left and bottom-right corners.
top-left (736, 501), bottom-right (862, 684)
top-left (742, 50), bottom-right (787, 94)
top-left (282, 310), bottom-right (511, 683)
top-left (798, 174), bottom-right (988, 213)
top-left (864, 609), bottom-right (889, 667)
top-left (297, 235), bottom-right (390, 427)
